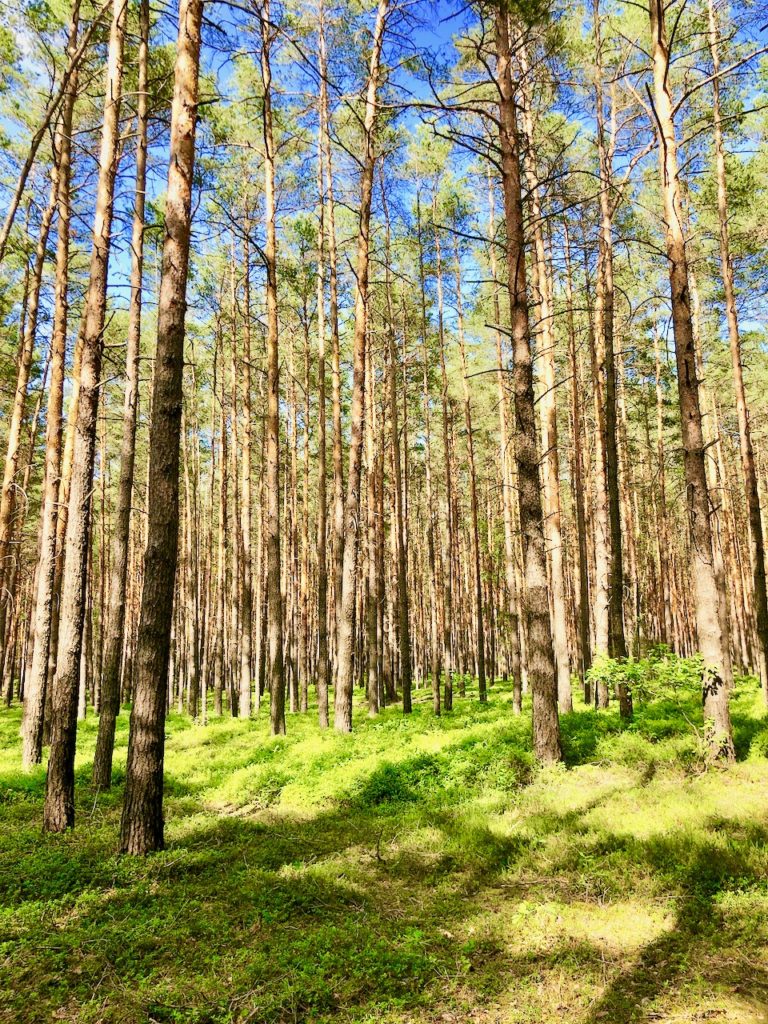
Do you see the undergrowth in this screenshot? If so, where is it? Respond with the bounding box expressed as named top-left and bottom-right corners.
top-left (1, 674), bottom-right (767, 1023)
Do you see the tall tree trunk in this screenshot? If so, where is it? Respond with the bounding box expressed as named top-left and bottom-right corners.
top-left (239, 215), bottom-right (253, 718)
top-left (21, 0), bottom-right (80, 769)
top-left (334, 0), bottom-right (388, 732)
top-left (417, 195), bottom-right (441, 715)
top-left (258, 0), bottom-right (286, 736)
top-left (487, 172), bottom-right (522, 711)
top-left (93, 0), bottom-right (149, 788)
top-left (44, 0), bottom-right (128, 832)
top-left (707, 0), bottom-right (768, 696)
top-left (44, 0), bottom-right (127, 826)
top-left (315, 82), bottom-right (330, 726)
top-left (648, 0), bottom-right (734, 760)
top-left (453, 235), bottom-right (487, 702)
top-left (300, 320), bottom-right (310, 712)
top-left (0, 185), bottom-right (56, 656)
top-left (365, 337), bottom-right (379, 716)
top-left (593, 3), bottom-right (629, 689)
top-left (214, 323), bottom-right (228, 717)
top-left (0, 0), bottom-right (111, 263)
top-left (318, 7), bottom-right (344, 671)
top-left (519, 68), bottom-right (572, 711)
top-left (382, 183), bottom-right (412, 713)
top-left (564, 223), bottom-right (591, 688)
top-left (653, 326), bottom-right (674, 646)
top-left (119, 0), bottom-right (204, 853)
top-left (494, 8), bottom-right (561, 762)
top-left (2, 346), bottom-right (50, 699)
top-left (434, 213), bottom-right (454, 711)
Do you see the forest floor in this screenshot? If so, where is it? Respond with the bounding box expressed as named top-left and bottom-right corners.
top-left (2, 679), bottom-right (768, 1024)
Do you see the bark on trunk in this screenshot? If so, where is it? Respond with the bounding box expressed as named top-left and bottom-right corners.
top-left (453, 235), bottom-right (486, 702)
top-left (259, 0), bottom-right (286, 737)
top-left (649, 0), bottom-right (734, 760)
top-left (519, 67), bottom-right (572, 711)
top-left (564, 223), bottom-right (591, 687)
top-left (0, 184), bottom-right (56, 656)
top-left (44, 0), bottom-right (128, 832)
top-left (707, 0), bottom-right (768, 696)
top-left (93, 0), bottom-right (149, 789)
top-left (334, 0), bottom-right (388, 732)
top-left (495, 8), bottom-right (561, 762)
top-left (315, 59), bottom-right (330, 725)
top-left (119, 0), bottom-right (203, 853)
top-left (593, 4), bottom-right (629, 688)
top-left (21, 0), bottom-right (80, 769)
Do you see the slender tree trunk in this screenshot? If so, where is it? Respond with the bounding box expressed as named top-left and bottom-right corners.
top-left (518, 71), bottom-right (572, 711)
top-left (0, 0), bottom-right (111, 263)
top-left (258, 0), bottom-right (286, 736)
top-left (564, 223), bottom-right (591, 688)
top-left (649, 0), bottom-right (734, 759)
top-left (365, 338), bottom-right (379, 716)
top-left (182, 411), bottom-right (201, 718)
top-left (300, 321), bottom-right (310, 713)
top-left (453, 235), bottom-right (486, 702)
top-left (44, 0), bottom-right (128, 832)
top-left (653, 327), bottom-right (674, 646)
top-left (315, 82), bottom-right (330, 726)
top-left (382, 183), bottom-right (412, 713)
top-left (495, 8), bottom-right (561, 762)
top-left (0, 186), bottom-right (56, 657)
top-left (213, 321), bottom-right (227, 717)
top-left (487, 172), bottom-right (522, 710)
top-left (239, 216), bottom-right (253, 718)
top-left (593, 5), bottom-right (629, 693)
top-left (434, 214), bottom-right (454, 711)
top-left (93, 0), bottom-right (149, 788)
top-left (318, 9), bottom-right (344, 671)
top-left (21, 0), bottom-right (80, 769)
top-left (119, 0), bottom-right (204, 853)
top-left (334, 0), bottom-right (388, 732)
top-left (2, 349), bottom-right (50, 700)
top-left (707, 0), bottom-right (768, 696)
top-left (417, 195), bottom-right (441, 715)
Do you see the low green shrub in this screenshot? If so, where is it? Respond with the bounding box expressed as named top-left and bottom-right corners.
top-left (586, 646), bottom-right (705, 706)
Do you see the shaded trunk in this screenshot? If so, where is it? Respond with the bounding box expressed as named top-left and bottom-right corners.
top-left (648, 0), bottom-right (734, 760)
top-left (239, 218), bottom-right (253, 718)
top-left (495, 8), bottom-right (561, 762)
top-left (434, 215), bottom-right (454, 712)
top-left (92, 0), bottom-right (149, 788)
top-left (707, 0), bottom-right (768, 696)
top-left (564, 223), bottom-right (591, 687)
top-left (0, 185), bottom-right (56, 656)
top-left (259, 0), bottom-right (286, 736)
top-left (315, 64), bottom-right (330, 725)
top-left (120, 0), bottom-right (204, 853)
top-left (21, 0), bottom-right (80, 769)
top-left (593, 4), bottom-right (629, 694)
top-left (519, 70), bottom-right (571, 711)
top-left (44, 0), bottom-right (128, 832)
top-left (453, 235), bottom-right (486, 702)
top-left (334, 0), bottom-right (388, 732)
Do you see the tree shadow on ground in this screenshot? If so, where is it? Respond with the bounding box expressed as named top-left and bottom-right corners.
top-left (581, 827), bottom-right (768, 1023)
top-left (3, 748), bottom-right (767, 1023)
top-left (2, 691), bottom-right (768, 1023)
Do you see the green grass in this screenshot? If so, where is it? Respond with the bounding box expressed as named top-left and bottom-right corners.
top-left (2, 678), bottom-right (768, 1023)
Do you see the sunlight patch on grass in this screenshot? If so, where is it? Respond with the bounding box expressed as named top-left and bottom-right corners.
top-left (2, 680), bottom-right (768, 1023)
